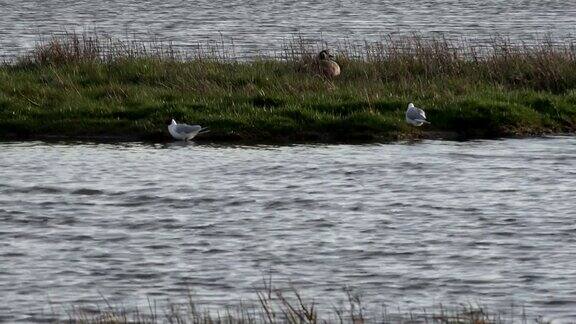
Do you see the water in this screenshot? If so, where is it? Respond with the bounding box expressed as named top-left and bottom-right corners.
top-left (1, 137), bottom-right (576, 322)
top-left (1, 0), bottom-right (576, 59)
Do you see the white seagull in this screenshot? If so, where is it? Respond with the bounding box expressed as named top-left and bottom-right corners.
top-left (405, 103), bottom-right (430, 126)
top-left (167, 119), bottom-right (208, 141)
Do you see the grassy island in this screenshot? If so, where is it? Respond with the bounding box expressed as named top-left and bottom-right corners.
top-left (1, 34), bottom-right (575, 143)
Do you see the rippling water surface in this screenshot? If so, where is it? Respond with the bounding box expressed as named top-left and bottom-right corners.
top-left (1, 137), bottom-right (576, 322)
top-left (1, 0), bottom-right (576, 58)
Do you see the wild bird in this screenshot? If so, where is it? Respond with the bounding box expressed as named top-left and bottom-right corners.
top-left (405, 103), bottom-right (430, 126)
top-left (317, 49), bottom-right (340, 78)
top-left (167, 119), bottom-right (209, 141)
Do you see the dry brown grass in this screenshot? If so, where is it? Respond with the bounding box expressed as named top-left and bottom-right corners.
top-left (59, 284), bottom-right (541, 324)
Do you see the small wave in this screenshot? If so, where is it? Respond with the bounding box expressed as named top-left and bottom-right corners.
top-left (386, 202), bottom-right (411, 207)
top-left (56, 216), bottom-right (77, 226)
top-left (0, 208), bottom-right (25, 215)
top-left (188, 224), bottom-right (216, 230)
top-left (536, 299), bottom-right (575, 306)
top-left (264, 200), bottom-right (289, 210)
top-left (118, 272), bottom-right (162, 280)
top-left (520, 274), bottom-right (544, 283)
top-left (67, 234), bottom-right (94, 241)
top-left (400, 281), bottom-right (433, 290)
top-left (4, 185), bottom-right (63, 194)
top-left (202, 248), bottom-right (227, 254)
top-left (264, 198), bottom-right (318, 210)
top-left (109, 195), bottom-right (220, 208)
top-left (106, 236), bottom-right (129, 243)
top-left (1, 252), bottom-right (27, 257)
top-left (225, 199), bottom-right (257, 207)
top-left (491, 231), bottom-right (516, 236)
top-left (129, 195), bottom-right (182, 203)
top-left (145, 244), bottom-right (173, 250)
top-left (85, 253), bottom-right (112, 259)
top-left (71, 188), bottom-right (105, 195)
top-left (0, 214), bottom-right (49, 225)
top-left (349, 204), bottom-right (364, 211)
top-left (303, 218), bottom-right (336, 228)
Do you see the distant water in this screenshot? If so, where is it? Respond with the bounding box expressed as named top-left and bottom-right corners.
top-left (1, 0), bottom-right (576, 59)
top-left (1, 137), bottom-right (576, 322)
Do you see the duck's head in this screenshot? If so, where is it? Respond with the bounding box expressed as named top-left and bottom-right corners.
top-left (408, 103), bottom-right (414, 108)
top-left (318, 50), bottom-right (334, 60)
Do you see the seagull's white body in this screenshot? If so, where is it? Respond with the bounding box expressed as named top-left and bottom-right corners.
top-left (168, 119), bottom-right (206, 141)
top-left (405, 103), bottom-right (430, 126)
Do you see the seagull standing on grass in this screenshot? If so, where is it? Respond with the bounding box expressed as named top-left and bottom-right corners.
top-left (405, 103), bottom-right (430, 126)
top-left (167, 119), bottom-right (208, 141)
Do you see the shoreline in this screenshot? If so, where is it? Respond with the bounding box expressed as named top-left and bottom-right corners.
top-left (1, 130), bottom-right (574, 145)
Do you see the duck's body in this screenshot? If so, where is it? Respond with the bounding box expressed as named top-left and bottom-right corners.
top-left (168, 119), bottom-right (206, 141)
top-left (405, 103), bottom-right (430, 126)
top-left (318, 50), bottom-right (340, 78)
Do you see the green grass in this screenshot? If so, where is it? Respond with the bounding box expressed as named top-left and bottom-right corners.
top-left (1, 33), bottom-right (576, 142)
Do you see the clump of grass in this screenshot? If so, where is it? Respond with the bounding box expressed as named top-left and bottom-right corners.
top-left (59, 284), bottom-right (542, 324)
top-left (0, 32), bottom-right (575, 142)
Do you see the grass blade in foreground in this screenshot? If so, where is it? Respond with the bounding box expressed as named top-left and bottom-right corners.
top-left (60, 286), bottom-right (546, 323)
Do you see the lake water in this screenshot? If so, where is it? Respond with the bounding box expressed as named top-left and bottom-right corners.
top-left (1, 137), bottom-right (575, 322)
top-left (1, 0), bottom-right (576, 59)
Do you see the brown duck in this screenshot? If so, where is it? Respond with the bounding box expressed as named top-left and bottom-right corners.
top-left (318, 50), bottom-right (340, 78)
